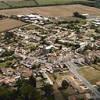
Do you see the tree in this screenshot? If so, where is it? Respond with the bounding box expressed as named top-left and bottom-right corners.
top-left (0, 86), bottom-right (16, 100)
top-left (29, 44), bottom-right (37, 52)
top-left (10, 15), bottom-right (18, 20)
top-left (18, 83), bottom-right (41, 100)
top-left (75, 27), bottom-right (80, 34)
top-left (16, 79), bottom-right (41, 100)
top-left (5, 61), bottom-right (12, 67)
top-left (61, 80), bottom-right (69, 89)
top-left (0, 14), bottom-right (5, 19)
top-left (73, 12), bottom-right (80, 17)
top-left (42, 83), bottom-right (54, 96)
top-left (95, 27), bottom-right (100, 33)
top-left (29, 75), bottom-right (36, 87)
top-left (97, 86), bottom-right (100, 92)
top-left (0, 78), bottom-right (41, 100)
top-left (73, 12), bottom-right (86, 19)
top-left (4, 31), bottom-right (14, 40)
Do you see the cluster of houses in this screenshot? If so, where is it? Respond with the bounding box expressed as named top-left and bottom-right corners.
top-left (16, 14), bottom-right (49, 24)
top-left (0, 47), bottom-right (5, 56)
top-left (0, 13), bottom-right (100, 99)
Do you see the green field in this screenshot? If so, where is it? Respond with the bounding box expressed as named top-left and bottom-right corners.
top-left (0, 0), bottom-right (99, 10)
top-left (36, 0), bottom-right (87, 5)
top-left (0, 2), bottom-right (10, 9)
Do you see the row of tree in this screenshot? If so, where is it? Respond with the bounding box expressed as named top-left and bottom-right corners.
top-left (73, 12), bottom-right (86, 19)
top-left (0, 74), bottom-right (70, 100)
top-left (0, 75), bottom-right (40, 100)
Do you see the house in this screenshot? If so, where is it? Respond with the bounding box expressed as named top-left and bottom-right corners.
top-left (43, 45), bottom-right (55, 54)
top-left (42, 72), bottom-right (53, 85)
top-left (17, 14), bottom-right (49, 23)
top-left (0, 48), bottom-right (5, 56)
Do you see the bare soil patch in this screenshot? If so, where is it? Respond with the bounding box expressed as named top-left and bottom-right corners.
top-left (79, 67), bottom-right (100, 84)
top-left (0, 19), bottom-right (25, 33)
top-left (0, 4), bottom-right (100, 17)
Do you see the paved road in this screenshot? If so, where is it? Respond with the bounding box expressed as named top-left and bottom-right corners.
top-left (65, 61), bottom-right (100, 99)
top-left (15, 47), bottom-right (100, 99)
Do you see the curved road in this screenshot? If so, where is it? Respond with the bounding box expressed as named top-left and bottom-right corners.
top-left (65, 61), bottom-right (100, 99)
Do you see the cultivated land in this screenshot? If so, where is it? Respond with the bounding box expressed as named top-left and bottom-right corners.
top-left (0, 19), bottom-right (25, 33)
top-left (0, 0), bottom-right (99, 9)
top-left (0, 4), bottom-right (100, 17)
top-left (0, 0), bottom-right (88, 9)
top-left (0, 0), bottom-right (22, 1)
top-left (79, 67), bottom-right (100, 85)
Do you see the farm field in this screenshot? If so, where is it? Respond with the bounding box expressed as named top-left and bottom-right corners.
top-left (0, 19), bottom-right (25, 33)
top-left (0, 0), bottom-right (37, 9)
top-left (0, 0), bottom-right (22, 1)
top-left (0, 0), bottom-right (96, 9)
top-left (79, 67), bottom-right (100, 85)
top-left (36, 0), bottom-right (87, 5)
top-left (0, 4), bottom-right (100, 17)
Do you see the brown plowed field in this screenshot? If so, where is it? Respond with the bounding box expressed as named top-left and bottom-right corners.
top-left (0, 4), bottom-right (100, 17)
top-left (0, 19), bottom-right (25, 33)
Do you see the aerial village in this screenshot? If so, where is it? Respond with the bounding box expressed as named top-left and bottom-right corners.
top-left (0, 12), bottom-right (100, 100)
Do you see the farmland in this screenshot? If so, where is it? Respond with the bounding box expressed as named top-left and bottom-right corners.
top-left (0, 4), bottom-right (100, 17)
top-left (0, 0), bottom-right (98, 10)
top-left (0, 19), bottom-right (25, 33)
top-left (0, 0), bottom-right (22, 1)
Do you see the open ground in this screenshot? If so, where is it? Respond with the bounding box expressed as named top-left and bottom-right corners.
top-left (0, 4), bottom-right (100, 17)
top-left (79, 66), bottom-right (100, 85)
top-left (0, 19), bottom-right (25, 33)
top-left (0, 0), bottom-right (22, 1)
